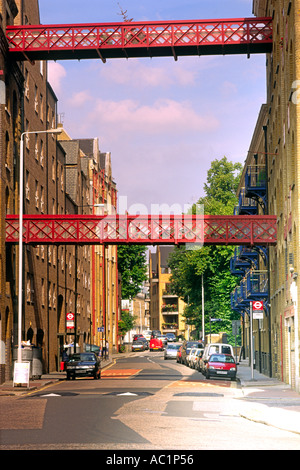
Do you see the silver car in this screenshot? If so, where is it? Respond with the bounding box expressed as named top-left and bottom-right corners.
top-left (164, 343), bottom-right (181, 360)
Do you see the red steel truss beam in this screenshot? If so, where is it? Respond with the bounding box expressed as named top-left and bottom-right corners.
top-left (6, 17), bottom-right (273, 61)
top-left (6, 214), bottom-right (277, 246)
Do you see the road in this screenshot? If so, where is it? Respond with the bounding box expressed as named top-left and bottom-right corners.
top-left (1, 350), bottom-right (300, 453)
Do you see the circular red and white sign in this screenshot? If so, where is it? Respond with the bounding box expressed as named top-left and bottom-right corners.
top-left (66, 313), bottom-right (74, 321)
top-left (252, 301), bottom-right (263, 310)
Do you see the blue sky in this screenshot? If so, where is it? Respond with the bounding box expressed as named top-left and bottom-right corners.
top-left (38, 0), bottom-right (266, 214)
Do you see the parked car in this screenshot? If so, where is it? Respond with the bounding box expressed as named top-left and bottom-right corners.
top-left (157, 335), bottom-right (168, 346)
top-left (181, 341), bottom-right (204, 365)
top-left (151, 330), bottom-right (161, 339)
top-left (195, 350), bottom-right (205, 371)
top-left (188, 348), bottom-right (204, 368)
top-left (66, 352), bottom-right (101, 380)
top-left (132, 340), bottom-right (147, 352)
top-left (176, 345), bottom-right (183, 363)
top-left (150, 338), bottom-right (164, 351)
top-left (198, 343), bottom-right (235, 373)
top-left (186, 348), bottom-right (198, 367)
top-left (143, 330), bottom-right (152, 341)
top-left (164, 343), bottom-right (181, 360)
top-left (139, 337), bottom-right (149, 349)
top-left (165, 333), bottom-right (176, 342)
top-left (133, 334), bottom-right (145, 341)
top-left (203, 353), bottom-right (237, 380)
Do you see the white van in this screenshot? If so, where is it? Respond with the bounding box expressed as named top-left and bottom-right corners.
top-left (199, 343), bottom-right (235, 373)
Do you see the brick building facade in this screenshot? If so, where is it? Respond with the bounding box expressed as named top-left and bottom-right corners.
top-left (233, 0), bottom-right (300, 391)
top-left (0, 0), bottom-right (120, 382)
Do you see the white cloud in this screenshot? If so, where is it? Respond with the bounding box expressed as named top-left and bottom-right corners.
top-left (47, 62), bottom-right (67, 92)
top-left (67, 90), bottom-right (92, 107)
top-left (89, 97), bottom-right (219, 136)
top-left (98, 59), bottom-right (197, 88)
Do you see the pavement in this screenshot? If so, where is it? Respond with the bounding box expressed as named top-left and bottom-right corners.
top-left (1, 354), bottom-right (300, 437)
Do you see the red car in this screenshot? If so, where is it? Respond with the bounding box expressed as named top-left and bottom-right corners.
top-left (204, 353), bottom-right (237, 380)
top-left (149, 338), bottom-right (164, 351)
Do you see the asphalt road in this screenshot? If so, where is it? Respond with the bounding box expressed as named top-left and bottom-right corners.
top-left (1, 350), bottom-right (300, 453)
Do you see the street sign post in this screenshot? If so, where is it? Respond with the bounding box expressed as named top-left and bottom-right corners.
top-left (66, 312), bottom-right (75, 329)
top-left (250, 300), bottom-right (264, 380)
top-left (252, 300), bottom-right (264, 319)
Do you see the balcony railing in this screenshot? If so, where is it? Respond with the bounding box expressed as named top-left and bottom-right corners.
top-left (162, 303), bottom-right (178, 312)
top-left (237, 188), bottom-right (258, 215)
top-left (245, 270), bottom-right (268, 299)
top-left (244, 165), bottom-right (267, 211)
top-left (231, 270), bottom-right (268, 313)
top-left (230, 247), bottom-right (252, 276)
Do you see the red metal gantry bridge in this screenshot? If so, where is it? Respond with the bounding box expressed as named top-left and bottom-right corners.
top-left (5, 16), bottom-right (276, 247)
top-left (5, 214), bottom-right (277, 246)
top-left (6, 17), bottom-right (273, 61)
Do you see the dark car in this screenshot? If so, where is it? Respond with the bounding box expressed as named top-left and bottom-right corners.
top-left (181, 340), bottom-right (204, 365)
top-left (151, 330), bottom-right (161, 339)
top-left (66, 352), bottom-right (101, 380)
top-left (132, 340), bottom-right (147, 352)
top-left (203, 353), bottom-right (237, 380)
top-left (165, 333), bottom-right (176, 342)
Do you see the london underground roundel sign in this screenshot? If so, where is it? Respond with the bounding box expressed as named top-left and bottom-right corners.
top-left (66, 312), bottom-right (75, 329)
top-left (252, 301), bottom-right (263, 311)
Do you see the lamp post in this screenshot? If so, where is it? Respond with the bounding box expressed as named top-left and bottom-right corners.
top-left (17, 128), bottom-right (63, 364)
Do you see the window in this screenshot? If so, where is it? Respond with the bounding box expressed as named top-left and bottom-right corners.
top-left (40, 186), bottom-right (44, 213)
top-left (35, 180), bottom-right (39, 209)
top-left (25, 170), bottom-right (30, 200)
top-left (40, 140), bottom-right (44, 167)
top-left (34, 86), bottom-right (38, 113)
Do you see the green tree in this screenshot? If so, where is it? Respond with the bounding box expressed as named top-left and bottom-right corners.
top-left (117, 245), bottom-right (148, 299)
top-left (168, 157), bottom-right (242, 341)
top-left (118, 309), bottom-right (136, 336)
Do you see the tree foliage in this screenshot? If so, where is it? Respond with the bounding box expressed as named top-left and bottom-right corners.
top-left (168, 157), bottom-right (242, 341)
top-left (118, 309), bottom-right (136, 336)
top-left (117, 245), bottom-right (148, 299)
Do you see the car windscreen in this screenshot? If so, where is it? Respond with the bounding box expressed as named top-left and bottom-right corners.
top-left (167, 344), bottom-right (180, 350)
top-left (209, 355), bottom-right (234, 363)
top-left (70, 353), bottom-right (95, 362)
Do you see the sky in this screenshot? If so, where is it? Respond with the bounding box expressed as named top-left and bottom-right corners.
top-left (38, 0), bottom-right (266, 215)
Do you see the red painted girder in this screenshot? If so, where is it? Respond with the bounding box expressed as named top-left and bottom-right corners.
top-left (5, 214), bottom-right (277, 246)
top-left (6, 17), bottom-right (273, 61)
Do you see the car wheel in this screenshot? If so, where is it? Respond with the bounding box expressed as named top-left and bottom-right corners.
top-left (66, 372), bottom-right (71, 380)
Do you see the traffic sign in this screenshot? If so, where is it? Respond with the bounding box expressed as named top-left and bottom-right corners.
top-left (66, 312), bottom-right (75, 329)
top-left (252, 300), bottom-right (264, 311)
top-left (252, 301), bottom-right (264, 319)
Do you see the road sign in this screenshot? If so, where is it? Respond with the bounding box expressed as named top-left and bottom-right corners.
top-left (252, 301), bottom-right (264, 319)
top-left (252, 300), bottom-right (263, 311)
top-left (66, 312), bottom-right (75, 329)
top-left (232, 320), bottom-right (240, 336)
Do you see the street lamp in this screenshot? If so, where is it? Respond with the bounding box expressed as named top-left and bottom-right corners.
top-left (17, 128), bottom-right (63, 364)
